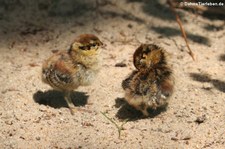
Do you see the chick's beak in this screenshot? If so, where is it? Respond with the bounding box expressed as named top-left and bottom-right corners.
top-left (102, 43), bottom-right (107, 48)
top-left (98, 39), bottom-right (103, 45)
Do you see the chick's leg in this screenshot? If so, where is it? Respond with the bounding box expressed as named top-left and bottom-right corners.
top-left (136, 103), bottom-right (149, 117)
top-left (64, 91), bottom-right (76, 115)
top-left (142, 108), bottom-right (149, 117)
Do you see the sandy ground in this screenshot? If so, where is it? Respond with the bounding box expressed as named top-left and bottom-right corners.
top-left (0, 0), bottom-right (225, 148)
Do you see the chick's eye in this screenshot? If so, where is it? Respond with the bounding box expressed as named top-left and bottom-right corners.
top-left (79, 46), bottom-right (85, 50)
top-left (144, 48), bottom-right (151, 54)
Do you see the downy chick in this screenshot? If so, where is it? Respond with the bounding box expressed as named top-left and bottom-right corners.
top-left (42, 34), bottom-right (103, 114)
top-left (122, 44), bottom-right (174, 116)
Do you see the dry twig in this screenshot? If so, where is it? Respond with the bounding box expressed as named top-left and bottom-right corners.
top-left (168, 0), bottom-right (195, 61)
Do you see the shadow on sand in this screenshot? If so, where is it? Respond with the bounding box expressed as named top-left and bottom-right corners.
top-left (190, 73), bottom-right (225, 93)
top-left (33, 90), bottom-right (89, 109)
top-left (115, 97), bottom-right (167, 121)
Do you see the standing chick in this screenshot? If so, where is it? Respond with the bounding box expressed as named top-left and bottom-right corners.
top-left (122, 44), bottom-right (174, 116)
top-left (42, 34), bottom-right (103, 114)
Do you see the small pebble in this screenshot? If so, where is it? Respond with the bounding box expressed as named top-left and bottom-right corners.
top-left (127, 24), bottom-right (133, 28)
top-left (195, 115), bottom-right (206, 124)
top-left (36, 136), bottom-right (41, 140)
top-left (115, 62), bottom-right (127, 67)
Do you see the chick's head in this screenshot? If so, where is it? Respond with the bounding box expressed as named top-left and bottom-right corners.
top-left (70, 34), bottom-right (103, 56)
top-left (133, 44), bottom-right (166, 70)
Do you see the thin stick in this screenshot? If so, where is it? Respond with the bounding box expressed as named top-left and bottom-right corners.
top-left (101, 112), bottom-right (128, 139)
top-left (168, 0), bottom-right (195, 61)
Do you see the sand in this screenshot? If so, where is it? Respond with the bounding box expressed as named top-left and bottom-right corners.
top-left (0, 0), bottom-right (224, 148)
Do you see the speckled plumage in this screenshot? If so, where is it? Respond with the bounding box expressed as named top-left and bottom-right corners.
top-left (42, 34), bottom-right (103, 114)
top-left (122, 44), bottom-right (174, 116)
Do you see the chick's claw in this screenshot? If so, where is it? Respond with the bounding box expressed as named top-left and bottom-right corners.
top-left (69, 107), bottom-right (77, 115)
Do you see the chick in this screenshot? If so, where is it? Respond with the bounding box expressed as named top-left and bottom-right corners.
top-left (42, 34), bottom-right (103, 114)
top-left (122, 44), bottom-right (174, 116)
